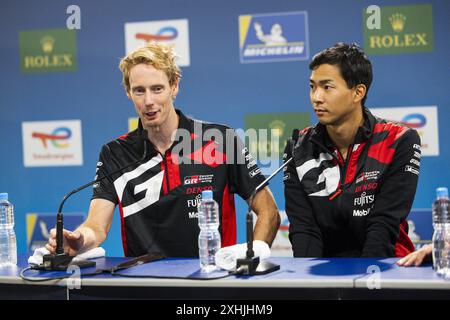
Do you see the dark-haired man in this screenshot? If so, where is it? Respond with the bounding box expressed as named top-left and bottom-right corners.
top-left (283, 43), bottom-right (421, 258)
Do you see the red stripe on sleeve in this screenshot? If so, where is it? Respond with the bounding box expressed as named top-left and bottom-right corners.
top-left (166, 152), bottom-right (181, 190)
top-left (118, 200), bottom-right (129, 257)
top-left (395, 220), bottom-right (415, 257)
top-left (161, 161), bottom-right (168, 195)
top-left (221, 184), bottom-right (237, 247)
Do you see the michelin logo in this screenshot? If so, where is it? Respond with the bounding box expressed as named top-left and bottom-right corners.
top-left (239, 11), bottom-right (309, 63)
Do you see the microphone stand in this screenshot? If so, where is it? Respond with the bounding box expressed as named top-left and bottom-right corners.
top-left (235, 157), bottom-right (292, 275)
top-left (41, 131), bottom-right (149, 271)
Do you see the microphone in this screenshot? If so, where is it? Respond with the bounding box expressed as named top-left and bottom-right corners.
top-left (41, 130), bottom-right (149, 271)
top-left (235, 156), bottom-right (293, 275)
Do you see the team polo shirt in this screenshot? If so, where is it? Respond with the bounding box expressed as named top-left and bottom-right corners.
top-left (284, 107), bottom-right (419, 257)
top-left (92, 109), bottom-right (266, 257)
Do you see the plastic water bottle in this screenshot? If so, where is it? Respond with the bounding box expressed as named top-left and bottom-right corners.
top-left (0, 193), bottom-right (17, 266)
top-left (198, 190), bottom-right (221, 272)
top-left (432, 187), bottom-right (450, 276)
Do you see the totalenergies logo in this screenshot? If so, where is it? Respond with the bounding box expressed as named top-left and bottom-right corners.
top-left (32, 127), bottom-right (72, 148)
top-left (135, 27), bottom-right (178, 42)
top-left (401, 113), bottom-right (426, 128)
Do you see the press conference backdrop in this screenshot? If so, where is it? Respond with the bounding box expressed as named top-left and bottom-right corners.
top-left (0, 0), bottom-right (449, 256)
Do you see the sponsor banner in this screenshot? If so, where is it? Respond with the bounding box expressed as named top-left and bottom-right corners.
top-left (26, 213), bottom-right (85, 252)
top-left (244, 112), bottom-right (310, 160)
top-left (125, 19), bottom-right (190, 66)
top-left (19, 28), bottom-right (77, 73)
top-left (239, 11), bottom-right (309, 63)
top-left (408, 208), bottom-right (433, 244)
top-left (370, 106), bottom-right (439, 156)
top-left (129, 117), bottom-right (139, 132)
top-left (363, 4), bottom-right (434, 55)
top-left (22, 120), bottom-right (83, 167)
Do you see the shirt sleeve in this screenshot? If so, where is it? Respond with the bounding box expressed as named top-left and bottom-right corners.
top-left (283, 136), bottom-right (323, 257)
top-left (91, 144), bottom-right (119, 205)
top-left (226, 130), bottom-right (266, 201)
top-left (361, 128), bottom-right (421, 257)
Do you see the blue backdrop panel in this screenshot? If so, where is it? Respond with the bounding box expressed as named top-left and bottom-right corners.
top-left (0, 0), bottom-right (449, 256)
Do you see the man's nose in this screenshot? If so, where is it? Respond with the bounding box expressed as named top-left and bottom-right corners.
top-left (311, 88), bottom-right (324, 104)
top-left (144, 90), bottom-right (154, 106)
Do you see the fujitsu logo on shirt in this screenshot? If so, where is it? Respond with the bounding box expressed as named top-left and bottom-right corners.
top-left (354, 192), bottom-right (375, 207)
top-left (187, 194), bottom-right (202, 219)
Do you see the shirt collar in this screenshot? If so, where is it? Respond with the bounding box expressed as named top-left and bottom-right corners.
top-left (310, 107), bottom-right (375, 147)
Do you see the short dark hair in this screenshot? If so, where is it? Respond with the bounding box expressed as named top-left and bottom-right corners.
top-left (309, 43), bottom-right (373, 106)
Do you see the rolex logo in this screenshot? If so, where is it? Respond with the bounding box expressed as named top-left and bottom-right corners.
top-left (389, 13), bottom-right (406, 32)
top-left (40, 36), bottom-right (55, 53)
top-left (364, 4), bottom-right (433, 55)
top-left (269, 120), bottom-right (285, 138)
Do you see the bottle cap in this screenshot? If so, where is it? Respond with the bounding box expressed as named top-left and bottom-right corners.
top-left (201, 190), bottom-right (213, 200)
top-left (437, 187), bottom-right (449, 199)
top-left (0, 193), bottom-right (8, 201)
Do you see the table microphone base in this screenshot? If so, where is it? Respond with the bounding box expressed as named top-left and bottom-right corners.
top-left (40, 253), bottom-right (96, 271)
top-left (236, 256), bottom-right (280, 275)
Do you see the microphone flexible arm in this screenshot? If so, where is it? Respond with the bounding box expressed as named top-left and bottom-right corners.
top-left (245, 157), bottom-right (292, 258)
top-left (53, 131), bottom-right (149, 261)
top-left (235, 156), bottom-right (293, 275)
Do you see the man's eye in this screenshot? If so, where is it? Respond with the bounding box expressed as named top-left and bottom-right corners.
top-left (153, 87), bottom-right (163, 93)
top-left (133, 88), bottom-right (145, 95)
top-left (324, 85), bottom-right (332, 90)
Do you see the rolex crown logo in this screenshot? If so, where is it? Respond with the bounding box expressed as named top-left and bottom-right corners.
top-left (269, 120), bottom-right (286, 138)
top-left (40, 36), bottom-right (55, 53)
top-left (389, 13), bottom-right (406, 32)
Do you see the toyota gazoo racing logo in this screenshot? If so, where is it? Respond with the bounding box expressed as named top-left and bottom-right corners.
top-left (183, 174), bottom-right (214, 185)
top-left (184, 175), bottom-right (199, 185)
top-left (356, 171), bottom-right (380, 184)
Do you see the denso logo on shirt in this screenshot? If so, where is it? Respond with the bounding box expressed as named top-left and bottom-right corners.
top-left (186, 185), bottom-right (213, 195)
top-left (355, 182), bottom-right (378, 193)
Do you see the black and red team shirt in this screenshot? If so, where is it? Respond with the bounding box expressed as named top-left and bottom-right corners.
top-left (92, 109), bottom-right (265, 257)
top-left (284, 107), bottom-right (421, 258)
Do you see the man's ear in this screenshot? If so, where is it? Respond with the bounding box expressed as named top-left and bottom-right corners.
top-left (171, 80), bottom-right (179, 99)
top-left (126, 88), bottom-right (131, 100)
top-left (354, 84), bottom-right (367, 104)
